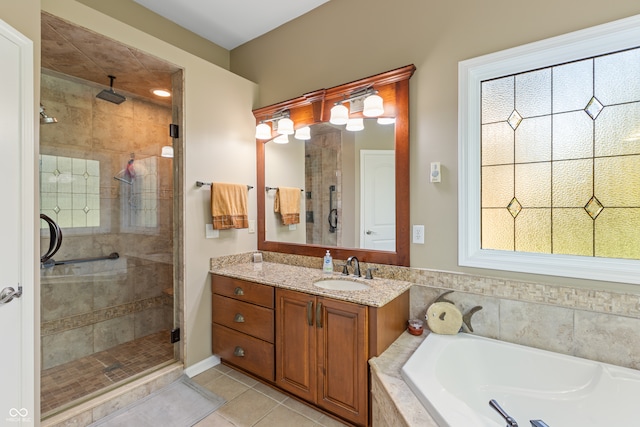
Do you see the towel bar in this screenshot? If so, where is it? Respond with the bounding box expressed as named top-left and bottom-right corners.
top-left (265, 186), bottom-right (304, 192)
top-left (196, 181), bottom-right (253, 190)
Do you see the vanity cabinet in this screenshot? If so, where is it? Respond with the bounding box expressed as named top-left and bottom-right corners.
top-left (211, 274), bottom-right (275, 381)
top-left (276, 288), bottom-right (368, 426)
top-left (211, 273), bottom-right (410, 427)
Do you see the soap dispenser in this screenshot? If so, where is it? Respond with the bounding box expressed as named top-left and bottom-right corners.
top-left (323, 250), bottom-right (333, 274)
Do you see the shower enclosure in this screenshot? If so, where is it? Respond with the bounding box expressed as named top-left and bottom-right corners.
top-left (39, 70), bottom-right (176, 416)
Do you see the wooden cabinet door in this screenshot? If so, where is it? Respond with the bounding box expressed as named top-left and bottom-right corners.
top-left (316, 297), bottom-right (368, 426)
top-left (275, 288), bottom-right (317, 402)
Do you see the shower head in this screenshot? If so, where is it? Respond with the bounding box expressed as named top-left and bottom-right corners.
top-left (40, 104), bottom-right (57, 124)
top-left (96, 75), bottom-right (126, 105)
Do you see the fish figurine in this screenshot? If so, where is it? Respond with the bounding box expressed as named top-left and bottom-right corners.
top-left (426, 301), bottom-right (463, 335)
top-left (425, 291), bottom-right (483, 334)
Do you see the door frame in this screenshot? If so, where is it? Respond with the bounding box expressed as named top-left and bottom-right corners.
top-left (0, 17), bottom-right (36, 424)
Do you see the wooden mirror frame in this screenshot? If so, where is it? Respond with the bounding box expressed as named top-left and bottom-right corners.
top-left (255, 65), bottom-right (416, 266)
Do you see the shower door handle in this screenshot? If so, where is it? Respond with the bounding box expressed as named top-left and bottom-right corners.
top-left (0, 285), bottom-right (22, 304)
top-left (40, 213), bottom-right (63, 265)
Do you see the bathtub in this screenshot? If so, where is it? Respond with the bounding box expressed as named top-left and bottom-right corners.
top-left (401, 333), bottom-right (640, 426)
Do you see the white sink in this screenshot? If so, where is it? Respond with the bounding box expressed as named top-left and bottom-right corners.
top-left (314, 279), bottom-right (371, 291)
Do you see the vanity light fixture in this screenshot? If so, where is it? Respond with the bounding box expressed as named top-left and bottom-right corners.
top-left (377, 117), bottom-right (396, 125)
top-left (294, 126), bottom-right (311, 140)
top-left (255, 109), bottom-right (294, 138)
top-left (276, 117), bottom-right (294, 135)
top-left (273, 134), bottom-right (290, 144)
top-left (329, 86), bottom-right (384, 126)
top-left (363, 94), bottom-right (384, 117)
top-left (329, 104), bottom-right (349, 125)
top-left (346, 117), bottom-right (364, 131)
top-left (255, 122), bottom-right (272, 139)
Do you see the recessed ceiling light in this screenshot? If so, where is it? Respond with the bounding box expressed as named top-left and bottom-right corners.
top-left (152, 89), bottom-right (171, 97)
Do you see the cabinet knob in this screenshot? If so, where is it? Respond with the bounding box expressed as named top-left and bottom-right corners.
top-left (234, 287), bottom-right (244, 296)
top-left (233, 346), bottom-right (245, 357)
top-left (234, 313), bottom-right (245, 323)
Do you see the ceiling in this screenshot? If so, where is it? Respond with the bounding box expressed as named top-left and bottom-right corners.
top-left (132, 0), bottom-right (329, 50)
top-left (41, 12), bottom-right (179, 105)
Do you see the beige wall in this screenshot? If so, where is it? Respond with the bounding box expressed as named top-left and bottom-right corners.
top-left (231, 0), bottom-right (640, 293)
top-left (41, 0), bottom-right (259, 368)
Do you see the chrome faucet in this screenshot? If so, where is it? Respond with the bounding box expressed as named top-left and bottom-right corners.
top-left (489, 400), bottom-right (518, 427)
top-left (346, 256), bottom-right (361, 277)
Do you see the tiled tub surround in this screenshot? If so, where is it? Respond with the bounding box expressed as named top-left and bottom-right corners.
top-left (369, 332), bottom-right (436, 427)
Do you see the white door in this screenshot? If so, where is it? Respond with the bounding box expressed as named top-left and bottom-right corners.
top-left (0, 19), bottom-right (35, 425)
top-left (361, 150), bottom-right (395, 250)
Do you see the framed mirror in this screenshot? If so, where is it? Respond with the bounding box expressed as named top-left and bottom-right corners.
top-left (255, 65), bottom-right (415, 266)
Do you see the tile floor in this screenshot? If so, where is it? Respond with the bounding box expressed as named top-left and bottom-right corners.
top-left (192, 364), bottom-right (351, 427)
top-left (41, 330), bottom-right (175, 416)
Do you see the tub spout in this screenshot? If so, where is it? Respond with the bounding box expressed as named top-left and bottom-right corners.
top-left (530, 421), bottom-right (550, 427)
top-left (489, 399), bottom-right (519, 427)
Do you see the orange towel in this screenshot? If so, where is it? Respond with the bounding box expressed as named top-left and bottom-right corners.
top-left (274, 187), bottom-right (301, 225)
top-left (211, 183), bottom-right (248, 229)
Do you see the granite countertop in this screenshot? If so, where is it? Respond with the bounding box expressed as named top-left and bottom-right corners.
top-left (369, 331), bottom-right (438, 426)
top-left (210, 261), bottom-right (413, 307)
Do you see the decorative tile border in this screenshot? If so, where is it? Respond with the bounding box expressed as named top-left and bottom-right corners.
top-left (41, 295), bottom-right (172, 336)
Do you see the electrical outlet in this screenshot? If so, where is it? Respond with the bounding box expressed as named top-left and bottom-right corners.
top-left (413, 225), bottom-right (425, 244)
top-left (288, 224), bottom-right (297, 231)
top-left (205, 224), bottom-right (219, 239)
top-left (248, 219), bottom-right (256, 234)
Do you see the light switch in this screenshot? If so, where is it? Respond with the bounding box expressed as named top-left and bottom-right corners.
top-left (288, 224), bottom-right (297, 231)
top-left (430, 162), bottom-right (441, 183)
top-left (248, 220), bottom-right (256, 234)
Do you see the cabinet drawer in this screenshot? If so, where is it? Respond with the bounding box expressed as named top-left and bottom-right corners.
top-left (212, 294), bottom-right (274, 343)
top-left (212, 324), bottom-right (274, 381)
top-left (212, 274), bottom-right (274, 309)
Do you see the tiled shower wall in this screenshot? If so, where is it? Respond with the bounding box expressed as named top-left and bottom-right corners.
top-left (40, 72), bottom-right (174, 369)
top-left (305, 130), bottom-right (341, 246)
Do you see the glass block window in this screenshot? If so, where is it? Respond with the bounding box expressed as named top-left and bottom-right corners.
top-left (481, 47), bottom-right (640, 260)
top-left (459, 15), bottom-right (640, 284)
top-left (40, 155), bottom-right (100, 228)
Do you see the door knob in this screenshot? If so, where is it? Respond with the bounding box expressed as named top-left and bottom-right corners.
top-left (0, 285), bottom-right (22, 304)
top-left (366, 230), bottom-right (374, 235)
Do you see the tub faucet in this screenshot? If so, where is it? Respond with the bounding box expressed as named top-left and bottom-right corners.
top-left (489, 399), bottom-right (518, 427)
top-left (346, 256), bottom-right (361, 277)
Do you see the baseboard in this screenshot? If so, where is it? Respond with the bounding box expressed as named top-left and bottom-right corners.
top-left (184, 355), bottom-right (221, 378)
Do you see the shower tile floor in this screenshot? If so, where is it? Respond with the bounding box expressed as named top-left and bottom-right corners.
top-left (41, 330), bottom-right (174, 416)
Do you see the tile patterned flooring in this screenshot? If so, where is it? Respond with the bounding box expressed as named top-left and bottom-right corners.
top-left (192, 364), bottom-right (350, 427)
top-left (41, 330), bottom-right (174, 416)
